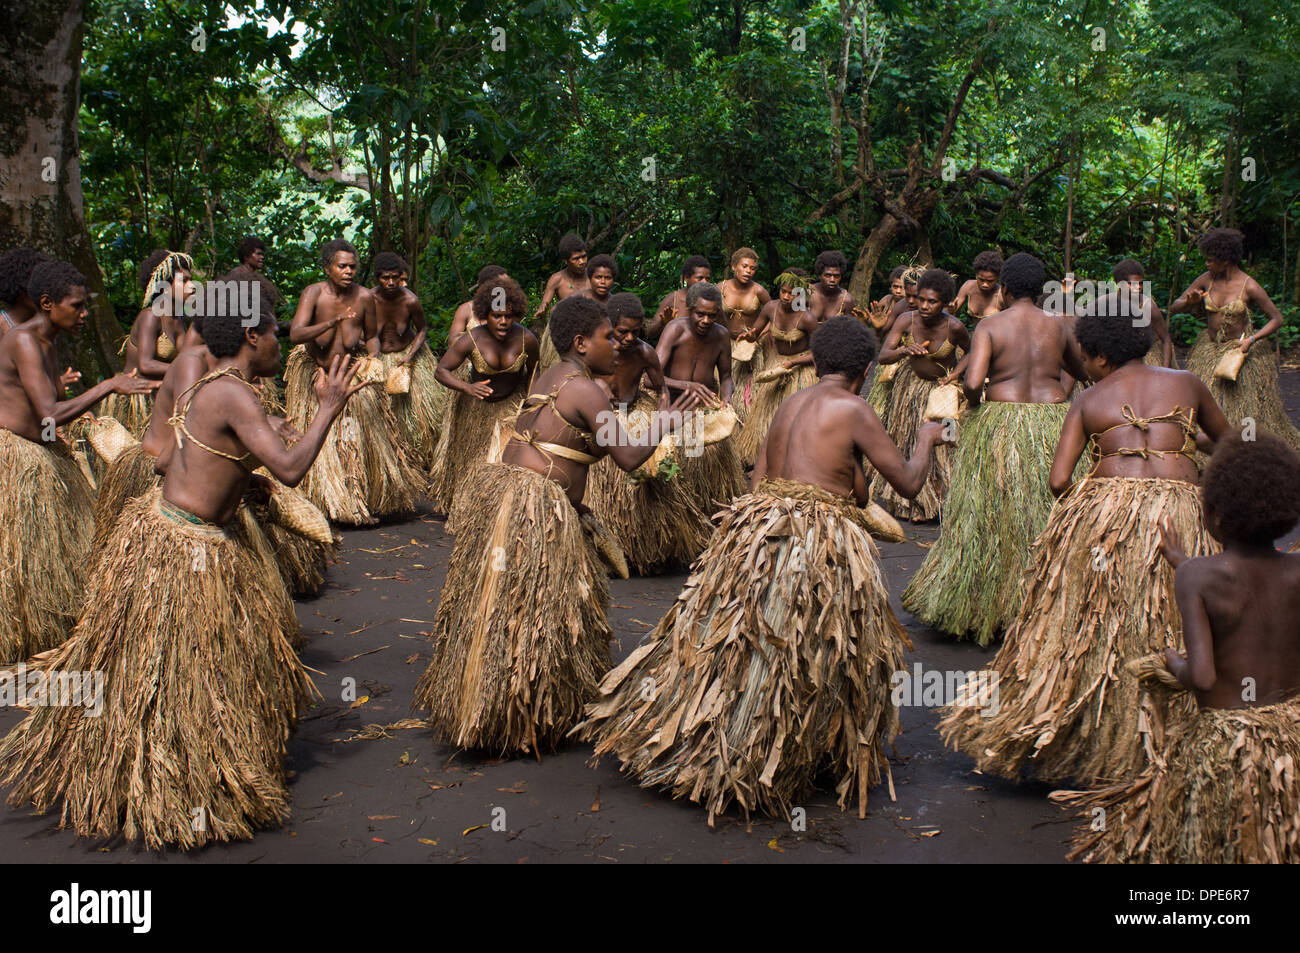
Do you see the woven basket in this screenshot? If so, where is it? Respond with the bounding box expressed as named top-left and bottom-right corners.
top-left (924, 383), bottom-right (963, 421)
top-left (266, 482), bottom-right (335, 544)
top-left (863, 500), bottom-right (905, 542)
top-left (877, 362), bottom-right (899, 384)
top-left (155, 332), bottom-right (178, 361)
top-left (753, 364), bottom-right (796, 384)
top-left (353, 355), bottom-right (387, 383)
top-left (1212, 344), bottom-right (1246, 382)
top-left (86, 415), bottom-right (141, 465)
top-left (386, 362), bottom-right (412, 395)
top-left (1124, 653), bottom-right (1186, 691)
top-left (731, 339), bottom-right (757, 363)
top-left (693, 404), bottom-right (739, 445)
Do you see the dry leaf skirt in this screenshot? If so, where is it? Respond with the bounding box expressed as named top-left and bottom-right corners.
top-left (0, 488), bottom-right (315, 849)
top-left (415, 462), bottom-right (612, 755)
top-left (98, 391), bottom-right (153, 438)
top-left (902, 401), bottom-right (1081, 646)
top-left (937, 477), bottom-right (1216, 785)
top-left (284, 345), bottom-right (420, 525)
top-left (537, 328), bottom-right (561, 372)
top-left (90, 442), bottom-right (159, 550)
top-left (1052, 690), bottom-right (1300, 863)
top-left (0, 431), bottom-right (95, 663)
top-left (733, 361), bottom-right (818, 465)
top-left (379, 348), bottom-right (445, 470)
top-left (1186, 331), bottom-right (1300, 454)
top-left (672, 429), bottom-right (748, 518)
top-left (583, 390), bottom-right (712, 574)
top-left (577, 479), bottom-right (910, 824)
top-left (867, 361), bottom-right (953, 522)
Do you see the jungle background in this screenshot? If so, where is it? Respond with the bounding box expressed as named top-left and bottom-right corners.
top-left (4, 0), bottom-right (1299, 375)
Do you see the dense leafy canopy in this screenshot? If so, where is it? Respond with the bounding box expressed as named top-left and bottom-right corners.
top-left (78, 0), bottom-right (1300, 348)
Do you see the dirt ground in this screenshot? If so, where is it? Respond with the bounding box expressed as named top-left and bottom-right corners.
top-left (2, 361), bottom-right (1297, 864)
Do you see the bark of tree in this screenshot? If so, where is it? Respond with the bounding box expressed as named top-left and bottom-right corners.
top-left (0, 0), bottom-right (120, 376)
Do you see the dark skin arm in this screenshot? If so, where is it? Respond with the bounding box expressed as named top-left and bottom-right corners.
top-left (133, 309), bottom-right (173, 378)
top-left (232, 355), bottom-right (374, 486)
top-left (434, 332), bottom-right (493, 399)
top-left (1164, 560), bottom-right (1217, 692)
top-left (860, 411), bottom-right (947, 500)
top-left (962, 325), bottom-right (992, 409)
top-left (400, 299), bottom-right (428, 364)
top-left (15, 335), bottom-right (155, 426)
top-left (288, 285), bottom-right (343, 344)
top-left (1049, 400), bottom-right (1089, 497)
top-left (715, 331), bottom-right (734, 404)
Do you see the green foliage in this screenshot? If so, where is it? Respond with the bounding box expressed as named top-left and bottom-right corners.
top-left (76, 0), bottom-right (1300, 353)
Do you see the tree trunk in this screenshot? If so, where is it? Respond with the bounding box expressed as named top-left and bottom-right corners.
top-left (849, 213), bottom-right (900, 304)
top-left (0, 0), bottom-right (119, 376)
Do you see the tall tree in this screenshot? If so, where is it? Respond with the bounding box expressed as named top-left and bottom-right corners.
top-left (0, 0), bottom-right (118, 375)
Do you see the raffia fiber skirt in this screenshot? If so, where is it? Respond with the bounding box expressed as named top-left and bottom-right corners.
top-left (867, 361), bottom-right (953, 521)
top-left (1186, 330), bottom-right (1300, 454)
top-left (0, 431), bottom-right (95, 663)
top-left (0, 488), bottom-right (315, 849)
top-left (284, 346), bottom-right (420, 525)
top-left (582, 390), bottom-right (712, 574)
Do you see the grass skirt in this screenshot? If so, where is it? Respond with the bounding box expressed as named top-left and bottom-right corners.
top-left (937, 477), bottom-right (1214, 785)
top-left (379, 349), bottom-right (445, 470)
top-left (1052, 692), bottom-right (1300, 863)
top-left (259, 518), bottom-right (334, 598)
top-left (430, 389), bottom-right (524, 519)
top-left (537, 329), bottom-right (560, 372)
top-left (902, 401), bottom-right (1080, 646)
top-left (284, 345), bottom-right (420, 525)
top-left (1142, 342), bottom-right (1174, 368)
top-left (0, 431), bottom-right (95, 663)
top-left (673, 431), bottom-right (748, 519)
top-left (0, 488), bottom-right (315, 849)
top-left (90, 442), bottom-right (158, 550)
top-left (730, 340), bottom-right (769, 418)
top-left (576, 479), bottom-right (909, 823)
top-left (734, 361), bottom-right (818, 465)
top-left (415, 462), bottom-right (611, 754)
top-left (583, 391), bottom-right (712, 574)
top-left (868, 361), bottom-right (952, 521)
top-left (99, 391), bottom-right (153, 438)
top-left (1186, 330), bottom-right (1300, 454)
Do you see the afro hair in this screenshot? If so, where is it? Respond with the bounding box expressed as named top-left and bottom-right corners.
top-left (730, 247), bottom-right (759, 267)
top-left (680, 254), bottom-right (711, 278)
top-left (812, 315), bottom-right (878, 379)
top-left (28, 260), bottom-right (88, 308)
top-left (1001, 252), bottom-right (1047, 301)
top-left (372, 251), bottom-right (407, 277)
top-left (972, 250), bottom-right (1004, 276)
top-left (558, 233), bottom-right (587, 259)
top-left (1111, 258), bottom-right (1144, 283)
top-left (472, 275), bottom-right (528, 322)
top-left (0, 247), bottom-right (51, 305)
top-left (237, 235), bottom-right (265, 263)
top-left (200, 286), bottom-right (277, 358)
top-left (1198, 228), bottom-right (1245, 265)
top-left (607, 292), bottom-right (645, 324)
top-left (549, 295), bottom-right (608, 354)
top-left (685, 281), bottom-right (723, 311)
top-left (319, 239), bottom-right (358, 270)
top-left (475, 264), bottom-right (508, 287)
top-left (1202, 433), bottom-right (1300, 544)
top-left (586, 253), bottom-right (618, 278)
top-left (814, 250), bottom-right (848, 275)
top-left (917, 267), bottom-right (956, 303)
top-left (137, 249), bottom-right (171, 291)
top-left (1074, 310), bottom-right (1153, 366)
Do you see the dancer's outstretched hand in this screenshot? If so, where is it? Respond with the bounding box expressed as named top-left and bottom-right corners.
top-left (315, 354), bottom-right (374, 415)
top-left (1158, 518), bottom-right (1188, 569)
